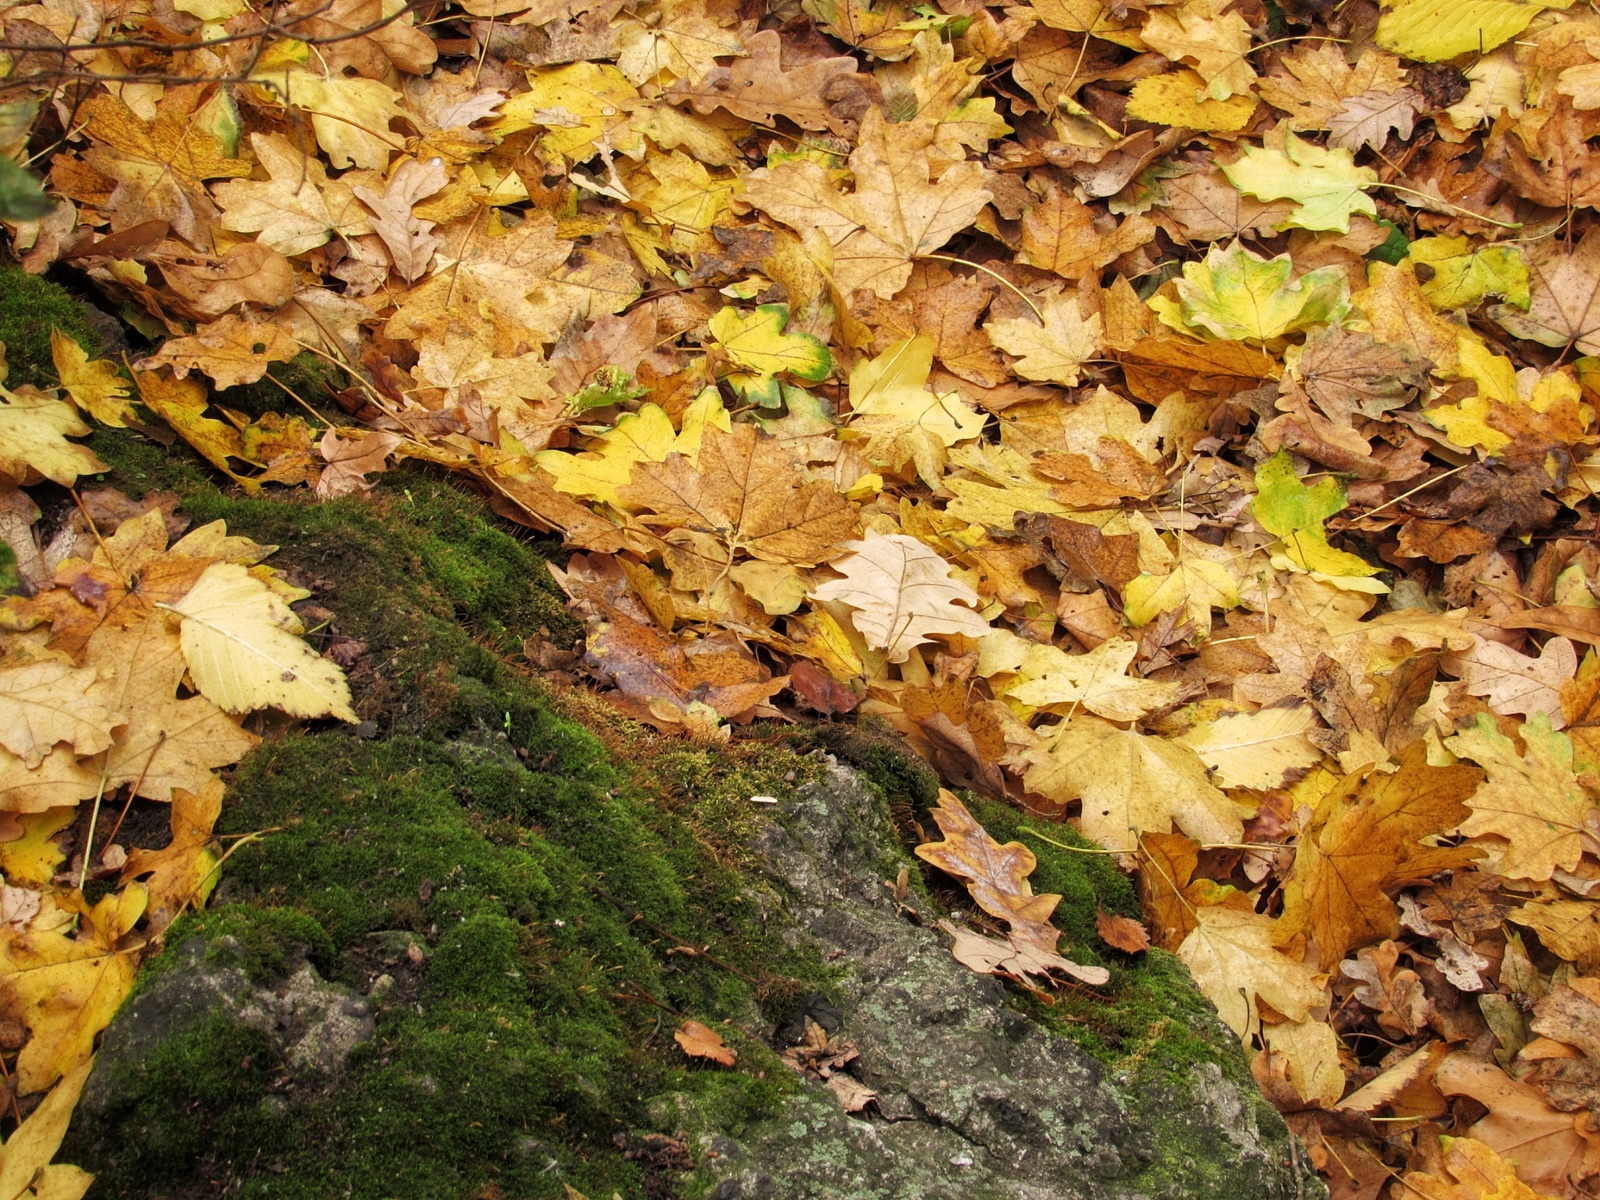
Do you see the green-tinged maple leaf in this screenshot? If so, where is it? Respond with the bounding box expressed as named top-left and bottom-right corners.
top-left (0, 155), bottom-right (52, 222)
top-left (708, 304), bottom-right (833, 408)
top-left (1150, 243), bottom-right (1350, 343)
top-left (1409, 236), bottom-right (1529, 311)
top-left (1254, 450), bottom-right (1381, 578)
top-left (1221, 136), bottom-right (1378, 233)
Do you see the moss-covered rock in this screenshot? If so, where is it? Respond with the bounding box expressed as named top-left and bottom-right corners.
top-left (3, 315), bottom-right (1316, 1198)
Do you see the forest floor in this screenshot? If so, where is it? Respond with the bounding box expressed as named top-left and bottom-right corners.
top-left (4, 0), bottom-right (1600, 1195)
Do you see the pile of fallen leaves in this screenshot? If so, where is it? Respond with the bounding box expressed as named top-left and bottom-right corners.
top-left (7, 0), bottom-right (1600, 1188)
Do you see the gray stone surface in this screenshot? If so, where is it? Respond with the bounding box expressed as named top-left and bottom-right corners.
top-left (676, 764), bottom-right (1321, 1200)
top-left (80, 936), bottom-right (373, 1119)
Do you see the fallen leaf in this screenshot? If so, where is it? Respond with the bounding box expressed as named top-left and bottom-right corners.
top-left (138, 315), bottom-right (301, 391)
top-left (164, 562), bottom-right (357, 722)
top-left (744, 108), bottom-right (990, 301)
top-left (1175, 704), bottom-right (1324, 790)
top-left (0, 387), bottom-right (108, 488)
top-left (674, 1019), bottom-right (736, 1065)
top-left (621, 422), bottom-right (858, 566)
top-left (1177, 904), bottom-right (1328, 1037)
top-left (1096, 908), bottom-right (1151, 953)
top-left (810, 531), bottom-right (990, 662)
top-left (1399, 1135), bottom-right (1565, 1200)
top-left (315, 428), bottom-right (402, 499)
top-left (1446, 713), bottom-right (1591, 882)
top-left (0, 1055), bottom-right (95, 1199)
top-left (0, 884), bottom-right (146, 1094)
top-left (984, 293), bottom-right (1102, 387)
top-left (1276, 743), bottom-right (1482, 963)
top-left (1015, 715), bottom-right (1245, 853)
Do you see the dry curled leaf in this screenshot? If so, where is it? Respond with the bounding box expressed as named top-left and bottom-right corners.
top-left (674, 1019), bottom-right (737, 1066)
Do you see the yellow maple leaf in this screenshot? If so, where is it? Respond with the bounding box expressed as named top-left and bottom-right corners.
top-left (86, 617), bottom-right (262, 802)
top-left (984, 293), bottom-right (1103, 387)
top-left (51, 331), bottom-right (137, 429)
top-left (0, 747), bottom-right (101, 815)
top-left (1123, 557), bottom-right (1240, 637)
top-left (1261, 1019), bottom-right (1346, 1108)
top-left (979, 629), bottom-right (1180, 722)
top-left (844, 336), bottom-right (987, 487)
top-left (0, 378), bottom-right (108, 488)
top-left (1015, 714), bottom-right (1247, 852)
top-left (0, 653), bottom-right (122, 768)
top-left (0, 883), bottom-right (146, 1094)
top-left (139, 315), bottom-right (301, 392)
top-left (0, 809), bottom-right (75, 886)
top-left (121, 777), bottom-right (223, 934)
top-left (253, 68), bottom-right (404, 171)
top-left (1177, 905), bottom-right (1327, 1037)
top-left (535, 389), bottom-right (729, 506)
top-left (1173, 704), bottom-right (1323, 790)
top-left (215, 132), bottom-right (374, 257)
top-left (1400, 1135), bottom-right (1564, 1200)
top-left (0, 1055), bottom-right (95, 1200)
top-left (492, 62), bottom-right (641, 161)
top-left (1125, 70), bottom-right (1260, 132)
top-left (131, 369), bottom-right (258, 492)
top-left (1140, 0), bottom-right (1258, 100)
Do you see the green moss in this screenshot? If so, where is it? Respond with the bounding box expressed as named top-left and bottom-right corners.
top-left (78, 1012), bottom-right (286, 1184)
top-left (0, 265), bottom-right (104, 390)
top-left (140, 905), bottom-right (335, 989)
top-left (67, 410), bottom-right (1263, 1198)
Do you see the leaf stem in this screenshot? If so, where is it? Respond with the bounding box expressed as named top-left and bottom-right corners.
top-left (921, 254), bottom-right (1044, 321)
top-left (1372, 182), bottom-right (1524, 230)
